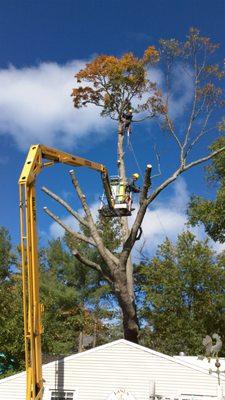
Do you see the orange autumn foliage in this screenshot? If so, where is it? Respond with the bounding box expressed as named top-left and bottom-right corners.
top-left (71, 46), bottom-right (164, 120)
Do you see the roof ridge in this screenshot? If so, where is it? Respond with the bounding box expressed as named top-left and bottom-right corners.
top-left (1, 339), bottom-right (224, 383)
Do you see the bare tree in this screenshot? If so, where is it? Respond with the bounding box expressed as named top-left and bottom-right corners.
top-left (43, 28), bottom-right (225, 343)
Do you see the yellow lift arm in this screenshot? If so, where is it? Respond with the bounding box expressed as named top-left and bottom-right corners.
top-left (19, 144), bottom-right (113, 400)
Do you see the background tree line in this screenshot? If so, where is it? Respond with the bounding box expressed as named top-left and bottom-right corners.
top-left (1, 143), bottom-right (225, 376)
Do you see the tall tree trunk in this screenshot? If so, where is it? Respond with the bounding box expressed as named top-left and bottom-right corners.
top-left (117, 122), bottom-right (139, 342)
top-left (114, 267), bottom-right (139, 343)
top-left (117, 122), bottom-right (134, 299)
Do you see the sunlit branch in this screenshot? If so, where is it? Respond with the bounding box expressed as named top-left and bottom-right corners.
top-left (43, 207), bottom-right (96, 246)
top-left (42, 186), bottom-right (89, 228)
top-left (71, 249), bottom-right (113, 284)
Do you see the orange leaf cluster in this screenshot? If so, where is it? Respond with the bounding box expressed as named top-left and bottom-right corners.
top-left (184, 27), bottom-right (219, 55)
top-left (196, 83), bottom-right (223, 107)
top-left (143, 46), bottom-right (160, 63)
top-left (71, 46), bottom-right (161, 118)
top-left (203, 64), bottom-right (225, 80)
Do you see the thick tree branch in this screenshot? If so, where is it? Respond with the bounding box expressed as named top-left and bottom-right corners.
top-left (120, 145), bottom-right (225, 265)
top-left (69, 170), bottom-right (119, 268)
top-left (119, 199), bottom-right (149, 266)
top-left (42, 186), bottom-right (89, 228)
top-left (148, 146), bottom-right (225, 206)
top-left (147, 168), bottom-right (183, 204)
top-left (71, 249), bottom-right (113, 284)
top-left (117, 122), bottom-right (135, 300)
top-left (183, 146), bottom-right (225, 172)
top-left (139, 164), bottom-right (152, 205)
top-left (43, 207), bottom-right (95, 246)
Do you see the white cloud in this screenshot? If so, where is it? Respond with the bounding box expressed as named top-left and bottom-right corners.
top-left (168, 64), bottom-right (194, 120)
top-left (0, 61), bottom-right (112, 150)
top-left (0, 60), bottom-right (194, 151)
top-left (49, 214), bottom-right (79, 240)
top-left (147, 64), bottom-right (194, 122)
top-left (139, 64), bottom-right (194, 133)
top-left (147, 67), bottom-right (164, 87)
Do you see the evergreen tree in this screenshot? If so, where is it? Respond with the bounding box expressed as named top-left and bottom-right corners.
top-left (0, 228), bottom-right (117, 378)
top-left (0, 228), bottom-right (24, 376)
top-left (40, 235), bottom-right (116, 357)
top-left (188, 136), bottom-right (225, 242)
top-left (138, 232), bottom-right (225, 355)
top-left (0, 227), bottom-right (15, 282)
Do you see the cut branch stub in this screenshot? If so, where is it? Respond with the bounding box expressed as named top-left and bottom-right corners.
top-left (140, 164), bottom-right (152, 205)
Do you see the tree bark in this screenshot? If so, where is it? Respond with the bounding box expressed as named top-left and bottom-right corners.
top-left (113, 267), bottom-right (139, 343)
top-left (117, 121), bottom-right (139, 342)
top-left (117, 123), bottom-right (134, 297)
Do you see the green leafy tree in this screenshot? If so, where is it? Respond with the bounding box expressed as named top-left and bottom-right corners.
top-left (43, 28), bottom-right (225, 343)
top-left (0, 227), bottom-right (15, 282)
top-left (64, 219), bottom-right (124, 340)
top-left (138, 232), bottom-right (225, 355)
top-left (0, 281), bottom-right (24, 376)
top-left (0, 228), bottom-right (117, 378)
top-left (0, 228), bottom-right (24, 377)
top-left (188, 136), bottom-right (225, 242)
top-left (40, 236), bottom-right (116, 355)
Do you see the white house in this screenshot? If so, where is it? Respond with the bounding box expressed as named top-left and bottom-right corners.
top-left (0, 339), bottom-right (224, 400)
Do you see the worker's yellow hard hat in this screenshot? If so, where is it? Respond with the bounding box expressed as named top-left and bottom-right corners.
top-left (132, 173), bottom-right (139, 179)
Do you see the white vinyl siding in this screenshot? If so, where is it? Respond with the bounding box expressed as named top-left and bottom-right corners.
top-left (0, 340), bottom-right (224, 400)
top-left (0, 370), bottom-right (26, 400)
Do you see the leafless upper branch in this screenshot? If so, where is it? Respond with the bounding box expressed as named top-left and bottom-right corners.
top-left (42, 186), bottom-right (89, 228)
top-left (71, 249), bottom-right (113, 284)
top-left (43, 207), bottom-right (96, 246)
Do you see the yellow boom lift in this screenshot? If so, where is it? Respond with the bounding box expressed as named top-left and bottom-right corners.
top-left (19, 144), bottom-right (129, 400)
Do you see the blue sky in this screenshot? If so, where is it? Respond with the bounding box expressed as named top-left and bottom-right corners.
top-left (0, 0), bottom-right (224, 254)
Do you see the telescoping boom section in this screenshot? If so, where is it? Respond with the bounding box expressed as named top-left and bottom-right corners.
top-left (18, 144), bottom-right (113, 400)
